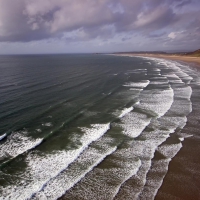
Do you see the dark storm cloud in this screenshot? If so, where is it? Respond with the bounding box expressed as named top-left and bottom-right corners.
top-left (0, 0), bottom-right (199, 49)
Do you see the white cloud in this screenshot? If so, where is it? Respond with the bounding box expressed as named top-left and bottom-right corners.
top-left (168, 32), bottom-right (177, 39)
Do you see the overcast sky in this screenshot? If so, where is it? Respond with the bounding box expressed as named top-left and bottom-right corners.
top-left (0, 0), bottom-right (199, 54)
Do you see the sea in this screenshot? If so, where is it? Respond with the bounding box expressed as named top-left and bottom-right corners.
top-left (0, 54), bottom-right (200, 200)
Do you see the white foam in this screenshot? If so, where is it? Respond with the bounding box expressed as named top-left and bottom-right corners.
top-left (133, 59), bottom-right (193, 198)
top-left (113, 119), bottom-right (174, 200)
top-left (135, 87), bottom-right (174, 118)
top-left (150, 79), bottom-right (169, 85)
top-left (168, 98), bottom-right (192, 116)
top-left (174, 68), bottom-right (193, 84)
top-left (123, 80), bottom-right (150, 88)
top-left (67, 112), bottom-right (181, 200)
top-left (42, 122), bottom-right (52, 127)
top-left (165, 74), bottom-right (192, 117)
top-left (138, 158), bottom-right (172, 200)
top-left (129, 88), bottom-right (143, 91)
top-left (179, 137), bottom-right (184, 141)
top-left (115, 58), bottom-right (191, 200)
top-left (116, 126), bottom-right (182, 199)
top-left (0, 133), bottom-right (6, 141)
top-left (139, 57), bottom-right (193, 84)
top-left (165, 73), bottom-right (184, 84)
top-left (160, 116), bottom-right (187, 129)
top-left (0, 124), bottom-right (110, 199)
top-left (118, 112), bottom-right (151, 138)
top-left (32, 140), bottom-right (117, 200)
top-left (151, 77), bottom-right (167, 80)
top-left (157, 143), bottom-right (183, 158)
top-left (127, 69), bottom-right (147, 74)
top-left (63, 146), bottom-right (141, 200)
top-left (155, 59), bottom-right (193, 84)
top-left (0, 131), bottom-right (43, 160)
top-left (1, 56), bottom-right (196, 200)
top-left (152, 68), bottom-right (161, 72)
top-left (174, 86), bottom-right (192, 100)
top-left (114, 61), bottom-right (193, 199)
top-left (134, 101), bottom-right (140, 105)
top-left (139, 143), bottom-right (182, 200)
top-left (118, 107), bottom-right (133, 118)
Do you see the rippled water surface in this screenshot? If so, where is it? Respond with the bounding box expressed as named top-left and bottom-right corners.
top-left (0, 54), bottom-right (200, 200)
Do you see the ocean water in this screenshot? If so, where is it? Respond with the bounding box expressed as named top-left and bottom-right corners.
top-left (0, 54), bottom-right (200, 200)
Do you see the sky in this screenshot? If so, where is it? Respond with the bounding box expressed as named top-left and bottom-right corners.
top-left (0, 0), bottom-right (200, 54)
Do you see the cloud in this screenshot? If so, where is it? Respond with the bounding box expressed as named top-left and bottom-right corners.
top-left (0, 0), bottom-right (120, 42)
top-left (0, 0), bottom-right (199, 52)
top-left (134, 5), bottom-right (176, 29)
top-left (168, 32), bottom-right (177, 39)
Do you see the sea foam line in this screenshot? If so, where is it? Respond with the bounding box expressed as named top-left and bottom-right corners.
top-left (113, 118), bottom-right (176, 200)
top-left (139, 143), bottom-right (183, 200)
top-left (0, 133), bottom-right (6, 141)
top-left (134, 57), bottom-right (193, 200)
top-left (118, 107), bottom-right (134, 118)
top-left (0, 124), bottom-right (110, 200)
top-left (69, 79), bottom-right (175, 199)
top-left (135, 86), bottom-right (174, 118)
top-left (31, 142), bottom-right (117, 200)
top-left (113, 57), bottom-right (193, 200)
top-left (0, 131), bottom-right (43, 165)
top-left (38, 59), bottom-right (191, 198)
top-left (123, 80), bottom-right (150, 88)
top-left (62, 145), bottom-right (142, 200)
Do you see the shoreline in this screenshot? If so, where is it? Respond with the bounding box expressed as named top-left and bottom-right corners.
top-left (112, 53), bottom-right (200, 70)
top-left (110, 53), bottom-right (200, 199)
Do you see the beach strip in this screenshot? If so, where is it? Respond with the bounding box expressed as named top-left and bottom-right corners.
top-left (114, 53), bottom-right (200, 68)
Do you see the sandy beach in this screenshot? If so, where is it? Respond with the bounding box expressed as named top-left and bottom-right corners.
top-left (114, 53), bottom-right (200, 68)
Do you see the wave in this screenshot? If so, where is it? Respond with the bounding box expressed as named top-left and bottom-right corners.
top-left (62, 142), bottom-right (142, 200)
top-left (0, 55), bottom-right (196, 200)
top-left (118, 107), bottom-right (134, 118)
top-left (139, 142), bottom-right (183, 200)
top-left (114, 56), bottom-right (193, 200)
top-left (126, 69), bottom-right (147, 74)
top-left (0, 133), bottom-right (6, 141)
top-left (0, 83), bottom-right (123, 167)
top-left (138, 71), bottom-right (193, 199)
top-left (0, 109), bottom-right (84, 166)
top-left (113, 125), bottom-right (172, 200)
top-left (123, 80), bottom-right (150, 88)
top-left (115, 56), bottom-right (192, 200)
top-left (0, 124), bottom-right (110, 199)
top-left (0, 130), bottom-right (43, 166)
top-left (145, 57), bottom-right (193, 84)
top-left (31, 138), bottom-right (117, 200)
top-left (62, 73), bottom-right (176, 199)
top-left (34, 80), bottom-right (169, 199)
top-left (118, 112), bottom-right (151, 138)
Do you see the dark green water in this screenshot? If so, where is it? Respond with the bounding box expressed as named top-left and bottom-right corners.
top-left (0, 54), bottom-right (199, 200)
